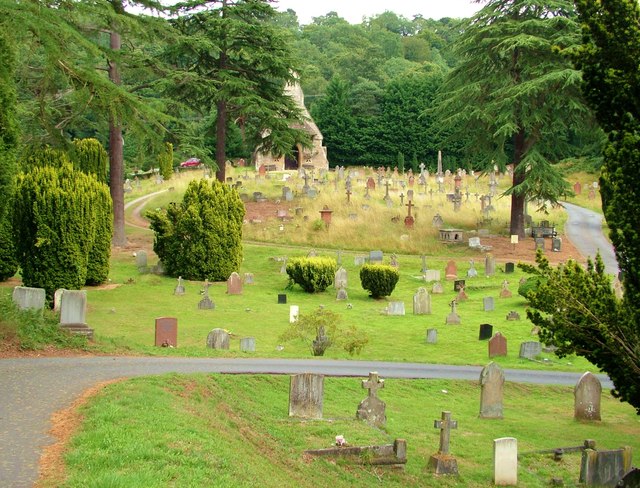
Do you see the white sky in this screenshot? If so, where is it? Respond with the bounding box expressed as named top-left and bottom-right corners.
top-left (273, 0), bottom-right (483, 24)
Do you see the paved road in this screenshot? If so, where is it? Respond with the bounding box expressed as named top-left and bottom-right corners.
top-left (563, 202), bottom-right (619, 276)
top-left (0, 356), bottom-right (612, 488)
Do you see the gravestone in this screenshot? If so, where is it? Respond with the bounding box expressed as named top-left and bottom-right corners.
top-left (483, 296), bottom-right (495, 312)
top-left (485, 255), bottom-right (496, 276)
top-left (243, 273), bottom-right (254, 285)
top-left (154, 317), bottom-right (177, 347)
top-left (226, 272), bottom-right (242, 295)
top-left (289, 373), bottom-right (324, 419)
top-left (206, 328), bottom-right (230, 349)
top-left (469, 237), bottom-right (481, 248)
top-left (198, 282), bottom-right (214, 310)
top-left (387, 301), bottom-right (405, 316)
top-left (280, 257), bottom-right (288, 274)
top-left (278, 293), bottom-right (287, 304)
top-left (479, 323), bottom-right (493, 340)
top-left (59, 290), bottom-right (87, 325)
top-left (479, 362), bottom-right (504, 419)
top-left (467, 260), bottom-right (478, 278)
top-left (356, 372), bottom-right (386, 427)
top-left (505, 262), bottom-right (515, 274)
top-left (354, 255), bottom-right (366, 266)
top-left (53, 288), bottom-right (65, 312)
top-left (535, 237), bottom-right (545, 250)
top-left (289, 305), bottom-right (299, 323)
top-left (579, 447), bottom-right (632, 487)
top-left (335, 267), bottom-right (347, 289)
top-left (174, 276), bottom-right (186, 295)
top-left (446, 300), bottom-right (461, 325)
top-left (413, 287), bottom-right (431, 315)
top-left (240, 337), bottom-right (256, 352)
top-left (136, 250), bottom-right (148, 272)
top-left (432, 281), bottom-right (444, 294)
top-left (506, 311), bottom-right (520, 321)
top-left (500, 281), bottom-right (512, 298)
top-left (424, 270), bottom-right (441, 282)
top-left (456, 286), bottom-right (468, 302)
top-left (428, 411), bottom-right (459, 475)
top-left (12, 286), bottom-right (46, 311)
top-left (336, 288), bottom-right (348, 301)
top-left (519, 341), bottom-right (542, 359)
top-left (445, 261), bottom-right (458, 280)
top-left (574, 372), bottom-right (602, 421)
top-left (369, 250), bottom-right (384, 263)
top-left (453, 279), bottom-right (466, 291)
top-left (494, 438), bottom-right (518, 486)
top-left (426, 328), bottom-right (438, 344)
top-left (489, 332), bottom-right (507, 358)
top-left (552, 237), bottom-right (562, 252)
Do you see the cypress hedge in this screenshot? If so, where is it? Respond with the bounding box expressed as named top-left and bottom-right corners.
top-left (71, 138), bottom-right (108, 183)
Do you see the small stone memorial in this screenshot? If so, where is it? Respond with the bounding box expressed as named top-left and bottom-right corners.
top-left (278, 293), bottom-right (287, 304)
top-left (289, 373), bottom-right (324, 419)
top-left (479, 323), bottom-right (493, 340)
top-left (453, 279), bottom-right (466, 292)
top-left (504, 262), bottom-right (515, 274)
top-left (467, 260), bottom-right (478, 278)
top-left (426, 328), bottom-right (438, 344)
top-left (579, 447), bottom-right (632, 487)
top-left (243, 273), bottom-right (254, 285)
top-left (413, 287), bottom-right (431, 315)
top-left (12, 286), bottom-right (46, 312)
top-left (356, 372), bottom-right (386, 427)
top-left (226, 272), bottom-right (242, 295)
top-left (154, 317), bottom-right (177, 347)
top-left (445, 260), bottom-right (458, 280)
top-left (483, 296), bottom-right (495, 312)
top-left (574, 372), bottom-right (602, 421)
top-left (354, 255), bottom-right (366, 266)
top-left (174, 276), bottom-right (185, 295)
top-left (198, 282), bottom-right (214, 310)
top-left (387, 301), bottom-right (405, 316)
top-left (335, 267), bottom-right (347, 289)
top-left (336, 287), bottom-right (348, 301)
top-left (446, 299), bottom-right (461, 325)
top-left (428, 411), bottom-right (459, 475)
top-left (500, 280), bottom-right (512, 298)
top-left (369, 250), bottom-right (384, 263)
top-left (59, 290), bottom-right (87, 325)
top-left (432, 282), bottom-right (444, 294)
top-left (53, 288), bottom-right (65, 312)
top-left (469, 237), bottom-right (481, 248)
top-left (493, 438), bottom-right (518, 486)
top-left (240, 337), bottom-right (256, 352)
top-left (424, 270), bottom-right (441, 282)
top-left (489, 333), bottom-right (508, 358)
top-left (485, 254), bottom-right (496, 276)
top-left (289, 305), bottom-right (299, 323)
top-left (206, 328), bottom-right (230, 349)
top-left (479, 362), bottom-right (504, 419)
top-left (535, 237), bottom-right (545, 250)
top-left (552, 237), bottom-right (562, 252)
top-left (136, 250), bottom-right (148, 272)
top-left (506, 311), bottom-right (520, 321)
top-left (456, 286), bottom-right (468, 302)
top-left (519, 341), bottom-right (542, 359)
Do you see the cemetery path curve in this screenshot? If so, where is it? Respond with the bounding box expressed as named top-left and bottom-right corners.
top-left (562, 202), bottom-right (618, 276)
top-left (0, 356), bottom-right (612, 488)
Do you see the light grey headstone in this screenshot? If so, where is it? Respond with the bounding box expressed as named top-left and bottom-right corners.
top-left (136, 250), bottom-right (148, 272)
top-left (413, 287), bottom-right (431, 315)
top-left (483, 296), bottom-right (495, 312)
top-left (12, 286), bottom-right (46, 312)
top-left (174, 276), bottom-right (186, 295)
top-left (493, 438), bottom-right (518, 486)
top-left (552, 237), bottom-right (562, 251)
top-left (206, 328), bottom-right (230, 350)
top-left (580, 447), bottom-right (632, 487)
top-left (387, 301), bottom-right (405, 316)
top-left (424, 270), bottom-right (441, 282)
top-left (356, 372), bottom-right (386, 427)
top-left (289, 373), bottom-right (324, 419)
top-left (535, 237), bottom-right (545, 250)
top-left (479, 362), bottom-right (504, 419)
top-left (53, 288), bottom-right (66, 312)
top-left (59, 290), bottom-right (87, 325)
top-left (467, 260), bottom-right (478, 278)
top-left (485, 255), bottom-right (496, 276)
top-left (289, 305), bottom-right (299, 323)
top-left (369, 250), bottom-right (384, 263)
top-left (432, 282), bottom-right (444, 294)
top-left (336, 288), bottom-right (348, 301)
top-left (240, 337), bottom-right (256, 352)
top-left (426, 328), bottom-right (438, 344)
top-left (354, 256), bottom-right (366, 266)
top-left (334, 267), bottom-right (347, 289)
top-left (468, 237), bottom-right (481, 248)
top-left (519, 341), bottom-right (542, 359)
top-left (243, 273), bottom-right (254, 285)
top-left (574, 372), bottom-right (602, 421)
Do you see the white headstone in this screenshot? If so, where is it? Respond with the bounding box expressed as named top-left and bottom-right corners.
top-left (289, 305), bottom-right (299, 323)
top-left (493, 437), bottom-right (518, 485)
top-left (59, 290), bottom-right (87, 325)
top-left (12, 286), bottom-right (46, 311)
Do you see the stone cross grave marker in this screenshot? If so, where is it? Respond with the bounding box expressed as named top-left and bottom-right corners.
top-left (356, 372), bottom-right (386, 427)
top-left (198, 281), bottom-right (214, 309)
top-left (428, 411), bottom-right (459, 475)
top-left (489, 332), bottom-right (508, 358)
top-left (446, 299), bottom-right (461, 325)
top-left (479, 362), bottom-right (505, 419)
top-left (500, 280), bottom-right (512, 298)
top-left (206, 328), bottom-right (230, 349)
top-left (174, 276), bottom-right (185, 295)
top-left (456, 285), bottom-right (468, 302)
top-left (404, 200), bottom-right (415, 228)
top-left (413, 287), bottom-right (431, 315)
top-left (574, 372), bottom-right (602, 421)
top-left (226, 272), bottom-right (242, 295)
top-left (494, 438), bottom-right (518, 486)
top-left (289, 373), bottom-right (324, 419)
top-left (154, 317), bottom-right (177, 347)
top-left (12, 286), bottom-right (46, 312)
top-left (467, 259), bottom-right (478, 278)
top-left (580, 447), bottom-right (632, 487)
top-left (426, 328), bottom-right (438, 344)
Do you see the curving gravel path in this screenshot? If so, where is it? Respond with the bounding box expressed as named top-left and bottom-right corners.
top-left (0, 356), bottom-right (612, 487)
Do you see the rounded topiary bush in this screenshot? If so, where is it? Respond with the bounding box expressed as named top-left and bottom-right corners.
top-left (360, 264), bottom-right (399, 298)
top-left (286, 257), bottom-right (336, 293)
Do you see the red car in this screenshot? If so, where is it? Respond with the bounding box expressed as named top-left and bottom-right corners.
top-left (179, 157), bottom-right (201, 168)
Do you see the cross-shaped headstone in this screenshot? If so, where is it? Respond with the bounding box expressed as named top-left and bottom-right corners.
top-left (362, 371), bottom-right (384, 398)
top-left (399, 192), bottom-right (405, 205)
top-left (406, 200), bottom-right (414, 217)
top-left (434, 411), bottom-right (458, 455)
top-left (303, 171), bottom-right (309, 189)
top-left (346, 188), bottom-right (352, 203)
top-left (419, 162), bottom-right (426, 176)
top-left (384, 180), bottom-right (391, 200)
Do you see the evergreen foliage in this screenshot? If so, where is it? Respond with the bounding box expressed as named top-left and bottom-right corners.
top-left (71, 138), bottom-right (109, 183)
top-left (359, 264), bottom-right (399, 298)
top-left (158, 142), bottom-right (173, 181)
top-left (147, 179), bottom-right (245, 281)
top-left (13, 163), bottom-right (112, 299)
top-left (0, 218), bottom-right (17, 281)
top-left (21, 147), bottom-right (70, 171)
top-left (285, 257), bottom-right (337, 293)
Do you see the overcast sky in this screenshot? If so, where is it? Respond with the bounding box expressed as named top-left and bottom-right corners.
top-left (274, 0), bottom-right (483, 24)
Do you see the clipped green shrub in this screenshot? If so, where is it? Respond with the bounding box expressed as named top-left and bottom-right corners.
top-left (71, 138), bottom-right (109, 183)
top-left (0, 216), bottom-right (17, 280)
top-left (13, 163), bottom-right (112, 298)
top-left (21, 146), bottom-right (69, 171)
top-left (147, 179), bottom-right (245, 281)
top-left (360, 264), bottom-right (400, 298)
top-left (518, 276), bottom-right (546, 301)
top-left (85, 184), bottom-right (113, 285)
top-left (158, 142), bottom-right (174, 181)
top-left (286, 257), bottom-right (336, 293)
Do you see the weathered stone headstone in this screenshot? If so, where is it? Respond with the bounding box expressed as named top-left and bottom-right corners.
top-left (226, 272), bottom-right (242, 295)
top-left (432, 282), bottom-right (444, 294)
top-left (535, 237), bottom-right (545, 250)
top-left (354, 255), bottom-right (366, 266)
top-left (479, 323), bottom-right (493, 341)
top-left (428, 411), bottom-right (459, 475)
top-left (53, 288), bottom-right (65, 312)
top-left (136, 250), bottom-right (148, 272)
top-left (369, 250), bottom-right (384, 263)
top-left (552, 237), bottom-right (562, 252)
top-left (198, 282), bottom-right (214, 310)
top-left (154, 317), bottom-right (177, 347)
top-left (206, 328), bottom-right (230, 349)
top-left (243, 273), bottom-right (254, 285)
top-left (426, 328), bottom-right (438, 344)
top-left (479, 362), bottom-right (504, 419)
top-left (485, 254), bottom-right (496, 276)
top-left (289, 305), bottom-right (299, 323)
top-left (424, 270), bottom-right (441, 282)
top-left (500, 280), bottom-right (512, 298)
top-left (174, 276), bottom-right (185, 295)
top-left (387, 301), bottom-right (405, 316)
top-left (489, 332), bottom-right (507, 358)
top-left (240, 337), bottom-right (256, 352)
top-left (504, 262), bottom-right (515, 274)
top-left (446, 299), bottom-right (461, 325)
top-left (468, 237), bottom-right (481, 248)
top-left (336, 287), bottom-right (348, 301)
top-left (445, 260), bottom-right (457, 280)
top-left (278, 293), bottom-right (287, 304)
top-left (335, 267), bottom-right (347, 289)
top-left (519, 341), bottom-right (542, 359)
top-left (467, 260), bottom-right (478, 278)
top-left (59, 290), bottom-right (87, 325)
top-left (579, 447), bottom-right (632, 487)
top-left (493, 438), bottom-right (518, 486)
top-left (413, 287), bottom-right (431, 315)
top-left (483, 296), bottom-right (495, 312)
top-left (289, 373), bottom-right (324, 419)
top-left (12, 286), bottom-right (46, 312)
top-left (456, 286), bottom-right (468, 302)
top-left (356, 372), bottom-right (386, 427)
top-left (506, 311), bottom-right (520, 321)
top-left (575, 372), bottom-right (602, 421)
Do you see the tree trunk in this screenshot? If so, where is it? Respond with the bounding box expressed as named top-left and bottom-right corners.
top-left (215, 98), bottom-right (227, 182)
top-left (510, 127), bottom-right (526, 238)
top-left (108, 29), bottom-right (126, 247)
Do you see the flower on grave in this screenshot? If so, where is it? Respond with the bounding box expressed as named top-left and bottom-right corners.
top-left (335, 435), bottom-right (347, 446)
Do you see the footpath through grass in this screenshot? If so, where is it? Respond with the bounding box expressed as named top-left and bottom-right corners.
top-left (50, 374), bottom-right (640, 488)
